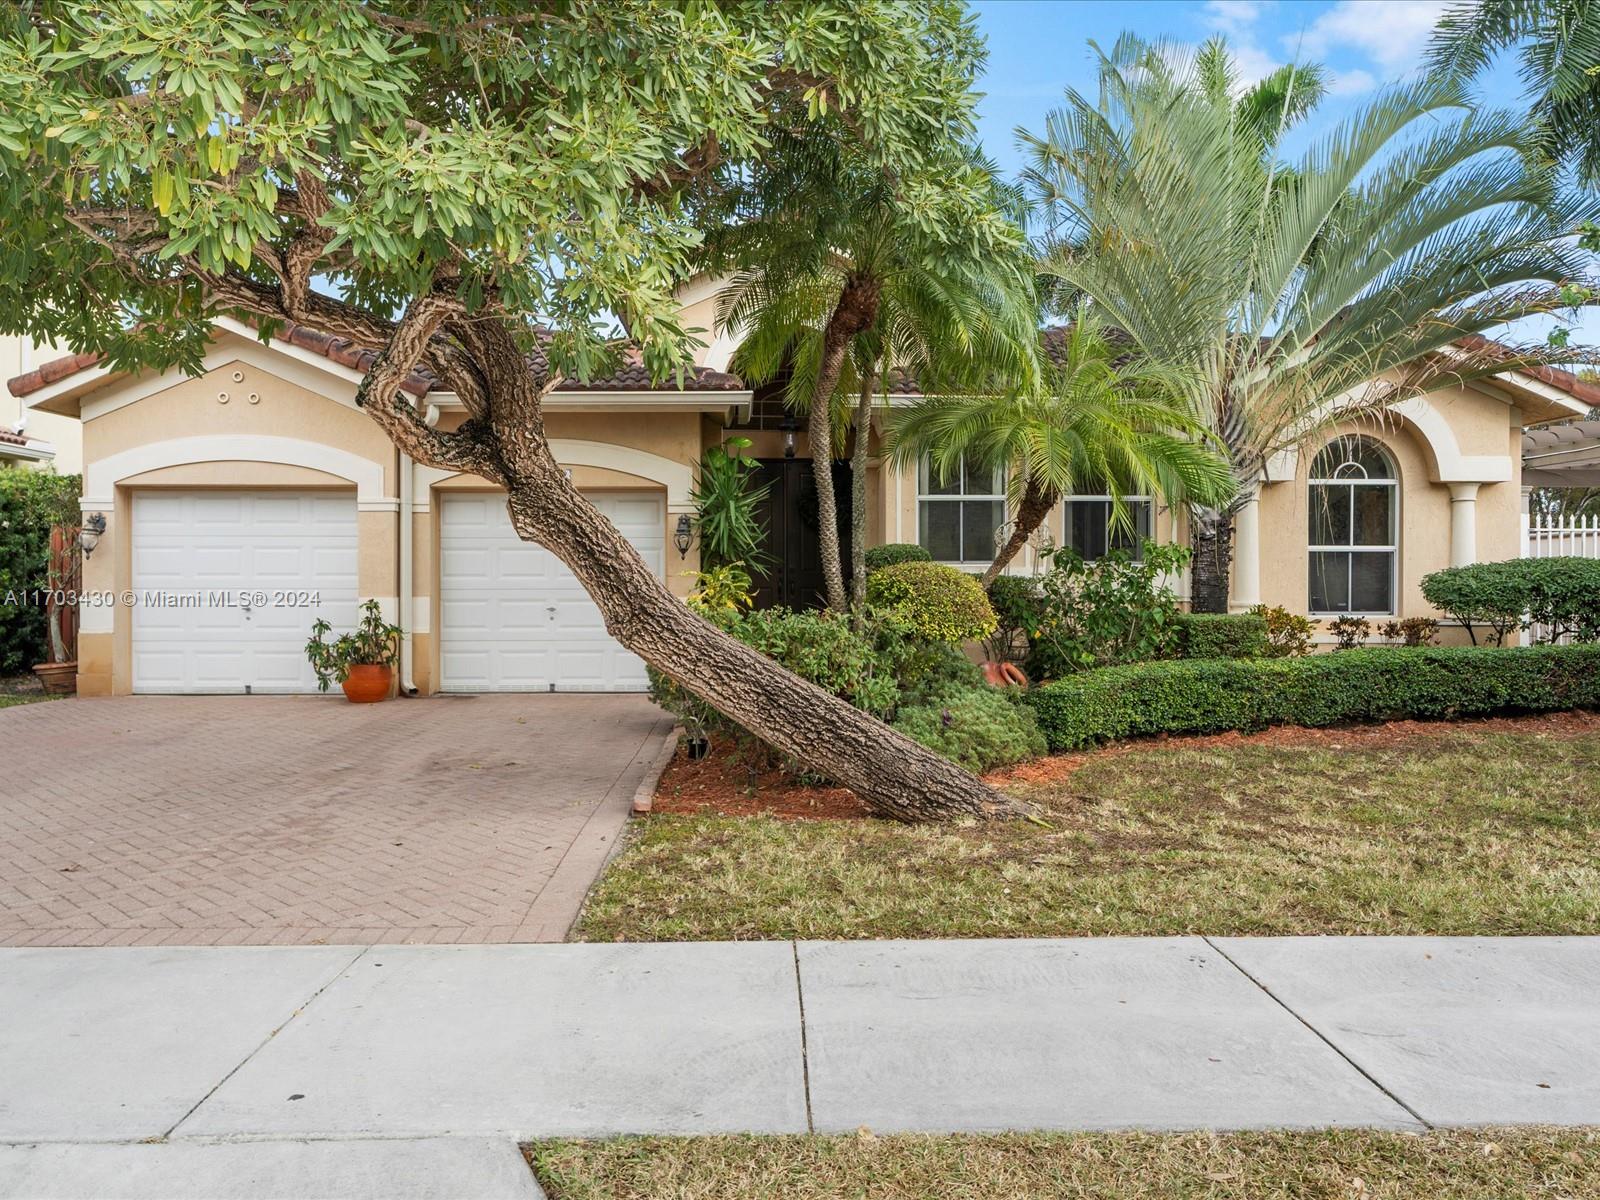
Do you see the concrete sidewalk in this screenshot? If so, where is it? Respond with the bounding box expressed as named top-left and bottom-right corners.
top-left (2, 936), bottom-right (1597, 1198)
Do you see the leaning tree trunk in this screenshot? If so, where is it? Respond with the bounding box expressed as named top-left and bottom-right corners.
top-left (356, 300), bottom-right (1013, 823)
top-left (809, 276), bottom-right (882, 612)
top-left (848, 364), bottom-right (878, 624)
top-left (981, 477), bottom-right (1057, 587)
top-left (1188, 506), bottom-right (1233, 614)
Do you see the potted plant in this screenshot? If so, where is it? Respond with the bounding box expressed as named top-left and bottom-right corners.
top-left (305, 600), bottom-right (403, 703)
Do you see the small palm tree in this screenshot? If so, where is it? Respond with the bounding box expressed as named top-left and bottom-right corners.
top-left (1023, 39), bottom-right (1600, 610)
top-left (889, 308), bottom-right (1234, 585)
top-left (710, 138), bottom-right (1037, 610)
top-left (1430, 0), bottom-right (1600, 185)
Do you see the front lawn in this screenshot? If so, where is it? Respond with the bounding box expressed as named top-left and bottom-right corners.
top-left (577, 716), bottom-right (1600, 941)
top-left (528, 1129), bottom-right (1600, 1199)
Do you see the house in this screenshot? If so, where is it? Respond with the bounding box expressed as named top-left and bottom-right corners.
top-left (0, 334), bottom-right (80, 472)
top-left (9, 299), bottom-right (1595, 697)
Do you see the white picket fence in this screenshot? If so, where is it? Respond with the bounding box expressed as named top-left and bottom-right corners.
top-left (1520, 514), bottom-right (1600, 643)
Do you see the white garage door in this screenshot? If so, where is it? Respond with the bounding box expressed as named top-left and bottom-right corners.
top-left (440, 492), bottom-right (663, 692)
top-left (131, 491), bottom-right (359, 694)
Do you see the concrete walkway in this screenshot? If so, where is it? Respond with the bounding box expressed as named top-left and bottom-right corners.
top-left (2, 936), bottom-right (1597, 1197)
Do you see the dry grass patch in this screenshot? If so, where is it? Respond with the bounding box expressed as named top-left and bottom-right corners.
top-left (528, 1128), bottom-right (1600, 1199)
top-left (577, 725), bottom-right (1600, 941)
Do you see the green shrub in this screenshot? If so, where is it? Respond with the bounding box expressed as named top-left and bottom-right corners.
top-left (864, 542), bottom-right (933, 572)
top-left (893, 687), bottom-right (1048, 773)
top-left (691, 438), bottom-right (771, 570)
top-left (1521, 557), bottom-right (1600, 643)
top-left (983, 575), bottom-right (1041, 665)
top-left (649, 606), bottom-right (899, 739)
top-left (0, 469), bottom-right (80, 676)
top-left (1174, 612), bottom-right (1268, 659)
top-left (1026, 541), bottom-right (1190, 677)
top-left (1250, 603), bottom-right (1313, 657)
top-left (1025, 645), bottom-right (1600, 750)
top-left (867, 561), bottom-right (997, 644)
top-left (1421, 557), bottom-right (1600, 646)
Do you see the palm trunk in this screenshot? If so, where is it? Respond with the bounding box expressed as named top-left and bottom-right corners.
top-left (1189, 506), bottom-right (1233, 614)
top-left (810, 276), bottom-right (882, 612)
top-left (982, 477), bottom-right (1056, 587)
top-left (849, 363), bottom-right (878, 624)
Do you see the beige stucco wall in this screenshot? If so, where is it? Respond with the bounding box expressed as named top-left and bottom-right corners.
top-left (66, 326), bottom-right (1548, 693)
top-left (75, 358), bottom-right (396, 694)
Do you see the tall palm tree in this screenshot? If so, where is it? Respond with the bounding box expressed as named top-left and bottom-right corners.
top-left (1035, 35), bottom-right (1327, 316)
top-left (1022, 39), bottom-right (1600, 611)
top-left (888, 307), bottom-right (1234, 585)
top-left (1430, 0), bottom-right (1600, 185)
top-left (710, 139), bottom-right (1037, 610)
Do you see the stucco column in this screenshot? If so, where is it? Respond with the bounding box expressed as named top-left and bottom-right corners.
top-left (1448, 482), bottom-right (1480, 568)
top-left (1229, 488), bottom-right (1261, 611)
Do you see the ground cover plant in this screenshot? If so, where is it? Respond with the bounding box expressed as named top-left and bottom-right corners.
top-left (579, 714), bottom-right (1600, 942)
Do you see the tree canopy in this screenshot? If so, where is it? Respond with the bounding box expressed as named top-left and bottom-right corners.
top-left (0, 0), bottom-right (1005, 394)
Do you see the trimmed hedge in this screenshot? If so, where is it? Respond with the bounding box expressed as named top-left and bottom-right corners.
top-left (1174, 612), bottom-right (1267, 659)
top-left (1421, 557), bottom-right (1600, 645)
top-left (864, 542), bottom-right (932, 572)
top-left (1025, 645), bottom-right (1600, 750)
top-left (867, 561), bottom-right (997, 644)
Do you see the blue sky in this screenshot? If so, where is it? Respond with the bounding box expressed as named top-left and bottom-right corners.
top-left (966, 1), bottom-right (1594, 347)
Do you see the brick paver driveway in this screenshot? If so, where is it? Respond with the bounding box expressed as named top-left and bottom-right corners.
top-left (0, 694), bottom-right (672, 947)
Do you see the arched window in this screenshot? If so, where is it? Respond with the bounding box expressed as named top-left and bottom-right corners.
top-left (1308, 435), bottom-right (1397, 615)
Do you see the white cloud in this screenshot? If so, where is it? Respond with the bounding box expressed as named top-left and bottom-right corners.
top-left (1202, 0), bottom-right (1267, 36)
top-left (1326, 66), bottom-right (1378, 96)
top-left (1295, 0), bottom-right (1451, 74)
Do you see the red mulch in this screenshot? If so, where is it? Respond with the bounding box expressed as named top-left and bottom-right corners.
top-left (652, 709), bottom-right (1600, 821)
top-left (651, 746), bottom-right (870, 820)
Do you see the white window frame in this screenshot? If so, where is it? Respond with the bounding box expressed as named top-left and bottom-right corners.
top-left (1308, 437), bottom-right (1399, 618)
top-left (916, 453), bottom-right (1006, 566)
top-left (1060, 494), bottom-right (1155, 562)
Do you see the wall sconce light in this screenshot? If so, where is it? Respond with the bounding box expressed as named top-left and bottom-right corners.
top-left (673, 514), bottom-right (693, 559)
top-left (80, 512), bottom-right (107, 559)
top-left (779, 416), bottom-right (799, 460)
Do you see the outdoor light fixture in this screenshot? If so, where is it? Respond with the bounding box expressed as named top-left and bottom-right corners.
top-left (779, 416), bottom-right (799, 459)
top-left (673, 513), bottom-right (693, 559)
top-left (80, 512), bottom-right (106, 559)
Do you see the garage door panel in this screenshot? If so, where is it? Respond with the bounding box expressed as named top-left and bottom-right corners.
top-left (440, 491), bottom-right (660, 693)
top-left (132, 491), bottom-right (358, 694)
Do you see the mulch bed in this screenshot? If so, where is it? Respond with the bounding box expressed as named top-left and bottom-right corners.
top-left (653, 708), bottom-right (1600, 821)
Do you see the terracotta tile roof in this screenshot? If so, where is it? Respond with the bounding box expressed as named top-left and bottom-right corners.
top-left (1454, 334), bottom-right (1600, 407)
top-left (886, 326), bottom-right (1600, 406)
top-left (7, 320), bottom-right (745, 400)
top-left (0, 428), bottom-right (28, 447)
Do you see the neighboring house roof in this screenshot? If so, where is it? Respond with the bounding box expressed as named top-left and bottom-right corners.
top-left (1523, 419), bottom-right (1600, 488)
top-left (6, 318), bottom-right (745, 404)
top-left (0, 426), bottom-right (56, 463)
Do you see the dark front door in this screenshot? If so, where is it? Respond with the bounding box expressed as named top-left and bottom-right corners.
top-left (749, 458), bottom-right (852, 610)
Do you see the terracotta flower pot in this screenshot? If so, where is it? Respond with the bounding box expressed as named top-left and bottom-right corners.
top-left (340, 664), bottom-right (392, 703)
top-left (32, 661), bottom-right (77, 695)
